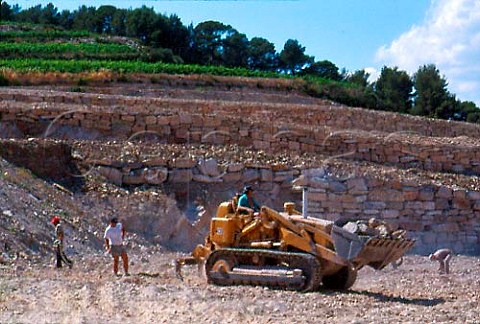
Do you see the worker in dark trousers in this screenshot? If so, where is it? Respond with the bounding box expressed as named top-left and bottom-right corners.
top-left (51, 216), bottom-right (73, 269)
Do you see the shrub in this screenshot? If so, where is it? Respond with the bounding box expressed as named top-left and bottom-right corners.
top-left (0, 72), bottom-right (9, 86)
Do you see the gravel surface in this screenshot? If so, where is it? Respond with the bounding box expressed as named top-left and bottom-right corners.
top-left (1, 252), bottom-right (479, 324)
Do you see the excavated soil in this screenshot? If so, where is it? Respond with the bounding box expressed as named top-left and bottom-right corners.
top-left (1, 253), bottom-right (479, 324)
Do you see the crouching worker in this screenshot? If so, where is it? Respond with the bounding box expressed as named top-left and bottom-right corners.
top-left (51, 216), bottom-right (73, 269)
top-left (104, 217), bottom-right (129, 277)
top-left (429, 248), bottom-right (452, 274)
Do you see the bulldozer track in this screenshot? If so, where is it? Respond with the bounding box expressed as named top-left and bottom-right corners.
top-left (205, 248), bottom-right (322, 292)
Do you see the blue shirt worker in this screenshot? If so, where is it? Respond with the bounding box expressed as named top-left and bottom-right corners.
top-left (236, 185), bottom-right (261, 215)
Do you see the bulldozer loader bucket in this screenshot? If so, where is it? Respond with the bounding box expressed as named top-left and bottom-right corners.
top-left (351, 237), bottom-right (416, 270)
top-left (331, 225), bottom-right (415, 270)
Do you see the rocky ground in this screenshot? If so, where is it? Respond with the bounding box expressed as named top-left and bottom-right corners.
top-left (1, 251), bottom-right (479, 324)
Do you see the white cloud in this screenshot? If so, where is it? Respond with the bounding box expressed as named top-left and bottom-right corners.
top-left (364, 67), bottom-right (380, 83)
top-left (376, 0), bottom-right (480, 105)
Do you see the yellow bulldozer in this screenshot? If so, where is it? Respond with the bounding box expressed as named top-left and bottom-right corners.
top-left (176, 200), bottom-right (415, 292)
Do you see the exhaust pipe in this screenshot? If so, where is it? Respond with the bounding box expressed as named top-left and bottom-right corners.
top-left (302, 187), bottom-right (308, 219)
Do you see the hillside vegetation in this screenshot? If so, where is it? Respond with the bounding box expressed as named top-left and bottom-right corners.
top-left (1, 4), bottom-right (479, 123)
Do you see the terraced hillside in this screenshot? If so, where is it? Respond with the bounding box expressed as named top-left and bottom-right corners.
top-left (2, 23), bottom-right (480, 324)
top-left (1, 74), bottom-right (480, 256)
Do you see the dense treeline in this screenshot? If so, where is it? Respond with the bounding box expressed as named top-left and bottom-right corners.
top-left (1, 1), bottom-right (479, 122)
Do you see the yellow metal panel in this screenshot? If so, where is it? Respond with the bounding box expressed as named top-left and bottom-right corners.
top-left (279, 227), bottom-right (314, 253)
top-left (210, 218), bottom-right (236, 246)
top-left (301, 223), bottom-right (334, 248)
top-left (216, 202), bottom-right (233, 218)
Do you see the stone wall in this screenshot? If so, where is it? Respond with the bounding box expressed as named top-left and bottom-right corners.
top-left (2, 88), bottom-right (480, 138)
top-left (300, 176), bottom-right (480, 255)
top-left (2, 87), bottom-right (480, 255)
top-left (95, 159), bottom-right (480, 255)
top-left (1, 138), bottom-right (479, 255)
top-left (1, 100), bottom-right (480, 177)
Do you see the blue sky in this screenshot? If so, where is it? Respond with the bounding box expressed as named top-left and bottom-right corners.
top-left (12, 0), bottom-right (480, 105)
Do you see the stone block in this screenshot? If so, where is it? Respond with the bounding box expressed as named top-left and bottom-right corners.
top-left (363, 201), bottom-right (386, 210)
top-left (368, 189), bottom-right (400, 202)
top-left (131, 124), bottom-right (146, 133)
top-left (466, 190), bottom-right (480, 200)
top-left (452, 198), bottom-right (471, 210)
top-left (329, 181), bottom-right (347, 193)
top-left (253, 140), bottom-right (270, 150)
top-left (260, 169), bottom-right (273, 182)
top-left (142, 157), bottom-right (168, 167)
top-left (453, 189), bottom-right (467, 199)
top-left (122, 169), bottom-right (145, 185)
top-left (192, 174), bottom-right (223, 184)
top-left (273, 170), bottom-right (294, 182)
top-left (418, 187), bottom-right (435, 201)
top-left (422, 201), bottom-right (436, 210)
top-left (169, 115), bottom-right (180, 127)
top-left (227, 163), bottom-right (244, 173)
top-left (343, 209), bottom-right (362, 215)
top-left (197, 158), bottom-right (220, 177)
top-left (381, 209), bottom-right (400, 219)
top-left (222, 172), bottom-right (242, 183)
top-left (308, 177), bottom-right (330, 190)
top-left (402, 187), bottom-right (419, 201)
top-left (354, 195), bottom-right (367, 203)
top-left (473, 202), bottom-right (480, 211)
top-left (156, 116), bottom-right (169, 126)
top-left (174, 128), bottom-right (189, 139)
top-left (404, 201), bottom-right (429, 210)
top-left (242, 169), bottom-right (260, 183)
top-left (145, 116), bottom-right (157, 125)
top-left (179, 114), bottom-right (192, 124)
top-left (434, 198), bottom-right (451, 210)
top-left (436, 186), bottom-right (453, 199)
top-left (169, 158), bottom-right (196, 169)
top-left (97, 166), bottom-right (123, 186)
top-left (121, 115), bottom-right (135, 122)
top-left (204, 116), bottom-right (221, 127)
top-left (346, 178), bottom-right (368, 194)
top-left (452, 241), bottom-right (464, 253)
top-left (288, 141), bottom-right (300, 150)
top-left (144, 167), bottom-right (168, 184)
top-left (168, 169), bottom-right (192, 183)
top-left (308, 192), bottom-right (327, 201)
top-left (337, 195), bottom-right (358, 203)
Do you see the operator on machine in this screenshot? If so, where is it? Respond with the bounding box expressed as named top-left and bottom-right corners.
top-left (236, 185), bottom-right (261, 216)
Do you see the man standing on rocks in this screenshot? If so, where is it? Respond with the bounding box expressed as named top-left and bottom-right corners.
top-left (51, 216), bottom-right (73, 269)
top-left (429, 248), bottom-right (452, 274)
top-left (104, 217), bottom-right (129, 276)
